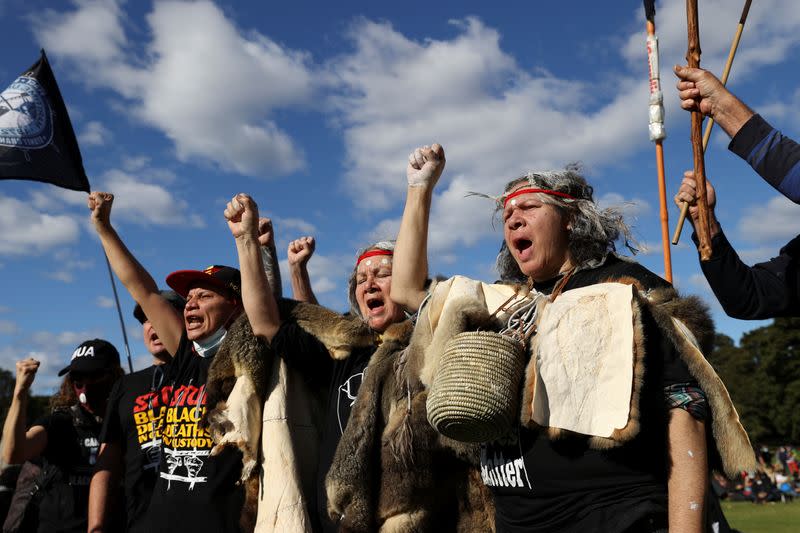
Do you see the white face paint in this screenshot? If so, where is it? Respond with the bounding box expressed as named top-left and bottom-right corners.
top-left (365, 259), bottom-right (373, 266)
top-left (689, 501), bottom-right (700, 511)
top-left (688, 450), bottom-right (694, 458)
top-left (380, 257), bottom-right (389, 265)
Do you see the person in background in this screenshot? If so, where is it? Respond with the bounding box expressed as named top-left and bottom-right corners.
top-left (88, 290), bottom-right (186, 533)
top-left (288, 236), bottom-right (318, 304)
top-left (2, 340), bottom-right (124, 532)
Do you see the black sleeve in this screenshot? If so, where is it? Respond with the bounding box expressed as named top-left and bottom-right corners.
top-left (694, 230), bottom-right (800, 319)
top-left (99, 377), bottom-right (124, 444)
top-left (31, 413), bottom-right (52, 431)
top-left (269, 321), bottom-right (334, 389)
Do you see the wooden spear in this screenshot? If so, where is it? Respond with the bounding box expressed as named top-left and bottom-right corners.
top-left (684, 0), bottom-right (712, 260)
top-left (672, 0), bottom-right (752, 245)
top-left (644, 0), bottom-right (672, 282)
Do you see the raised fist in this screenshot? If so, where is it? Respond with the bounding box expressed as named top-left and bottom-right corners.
top-left (257, 218), bottom-right (274, 248)
top-left (288, 236), bottom-right (315, 267)
top-left (15, 358), bottom-right (40, 396)
top-left (224, 193), bottom-right (260, 240)
top-left (87, 191), bottom-right (114, 228)
top-left (407, 143), bottom-right (445, 189)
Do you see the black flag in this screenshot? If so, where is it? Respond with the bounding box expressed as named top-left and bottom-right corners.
top-left (0, 50), bottom-right (90, 192)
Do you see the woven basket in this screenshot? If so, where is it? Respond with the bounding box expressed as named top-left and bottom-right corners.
top-left (427, 331), bottom-right (525, 443)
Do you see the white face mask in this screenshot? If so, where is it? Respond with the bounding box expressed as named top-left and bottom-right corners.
top-left (192, 326), bottom-right (227, 358)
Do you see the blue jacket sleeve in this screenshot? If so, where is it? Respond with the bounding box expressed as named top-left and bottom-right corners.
top-left (729, 114), bottom-right (800, 203)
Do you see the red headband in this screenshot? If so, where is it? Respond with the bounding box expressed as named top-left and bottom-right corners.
top-left (503, 188), bottom-right (576, 208)
top-left (357, 249), bottom-right (393, 266)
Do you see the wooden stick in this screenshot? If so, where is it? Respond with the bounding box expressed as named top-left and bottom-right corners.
top-left (685, 0), bottom-right (712, 260)
top-left (672, 0), bottom-right (752, 245)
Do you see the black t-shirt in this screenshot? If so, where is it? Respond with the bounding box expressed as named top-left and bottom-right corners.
top-left (142, 334), bottom-right (244, 532)
top-left (100, 364), bottom-right (168, 532)
top-left (32, 405), bottom-right (102, 533)
top-left (269, 320), bottom-right (375, 533)
top-left (484, 256), bottom-right (697, 533)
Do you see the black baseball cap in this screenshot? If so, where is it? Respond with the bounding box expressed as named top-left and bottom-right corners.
top-left (57, 339), bottom-right (121, 376)
top-left (133, 290), bottom-right (186, 323)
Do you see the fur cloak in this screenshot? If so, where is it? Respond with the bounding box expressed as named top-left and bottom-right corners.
top-left (325, 282), bottom-right (496, 533)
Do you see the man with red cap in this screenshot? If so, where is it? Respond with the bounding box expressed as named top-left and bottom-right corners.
top-left (88, 191), bottom-right (246, 532)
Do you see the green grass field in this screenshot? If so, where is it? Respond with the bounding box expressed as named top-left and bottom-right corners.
top-left (722, 501), bottom-right (800, 533)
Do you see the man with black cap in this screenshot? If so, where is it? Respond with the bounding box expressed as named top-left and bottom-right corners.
top-left (88, 191), bottom-right (246, 531)
top-left (88, 290), bottom-right (185, 533)
top-left (1, 339), bottom-right (124, 532)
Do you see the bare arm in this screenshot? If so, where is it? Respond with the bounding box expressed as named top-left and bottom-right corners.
top-left (225, 194), bottom-right (282, 341)
top-left (391, 144), bottom-right (445, 311)
top-left (667, 409), bottom-right (708, 532)
top-left (1, 359), bottom-right (47, 464)
top-left (88, 442), bottom-right (123, 533)
top-left (88, 193), bottom-right (183, 355)
top-left (257, 217), bottom-right (283, 299)
top-left (287, 237), bottom-right (318, 304)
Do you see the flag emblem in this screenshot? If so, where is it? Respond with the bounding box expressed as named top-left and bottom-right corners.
top-left (0, 75), bottom-right (54, 148)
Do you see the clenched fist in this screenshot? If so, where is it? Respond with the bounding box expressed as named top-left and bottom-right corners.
top-left (15, 358), bottom-right (40, 397)
top-left (224, 194), bottom-right (260, 241)
top-left (87, 192), bottom-right (114, 229)
top-left (258, 218), bottom-right (275, 248)
top-left (407, 144), bottom-right (445, 189)
top-left (288, 237), bottom-right (315, 268)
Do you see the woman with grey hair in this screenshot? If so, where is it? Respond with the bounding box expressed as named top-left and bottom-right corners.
top-left (390, 165), bottom-right (737, 533)
top-left (225, 175), bottom-right (426, 531)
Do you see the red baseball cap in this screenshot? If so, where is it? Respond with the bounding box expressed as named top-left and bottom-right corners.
top-left (165, 265), bottom-right (241, 299)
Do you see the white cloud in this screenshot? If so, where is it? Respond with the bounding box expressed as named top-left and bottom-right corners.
top-left (78, 120), bottom-right (112, 146)
top-left (275, 217), bottom-right (317, 236)
top-left (280, 251), bottom-right (352, 298)
top-left (99, 169), bottom-right (205, 228)
top-left (738, 195), bottom-right (800, 243)
top-left (597, 192), bottom-right (652, 220)
top-left (33, 0), bottom-right (314, 178)
top-left (621, 0), bottom-right (800, 80)
top-left (96, 296), bottom-right (115, 308)
top-left (45, 251), bottom-right (93, 283)
top-left (0, 194), bottom-right (80, 255)
top-left (327, 17), bottom-right (658, 257)
top-left (328, 5), bottom-right (800, 259)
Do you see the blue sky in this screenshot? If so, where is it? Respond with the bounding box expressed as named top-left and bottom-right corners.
top-left (2, 0), bottom-right (800, 394)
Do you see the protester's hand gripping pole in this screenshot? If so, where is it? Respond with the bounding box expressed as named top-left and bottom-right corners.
top-left (644, 0), bottom-right (672, 283)
top-left (672, 0), bottom-right (752, 246)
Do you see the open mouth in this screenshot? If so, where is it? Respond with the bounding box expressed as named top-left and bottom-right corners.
top-left (366, 297), bottom-right (385, 314)
top-left (513, 237), bottom-right (532, 254)
top-left (185, 315), bottom-right (203, 330)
